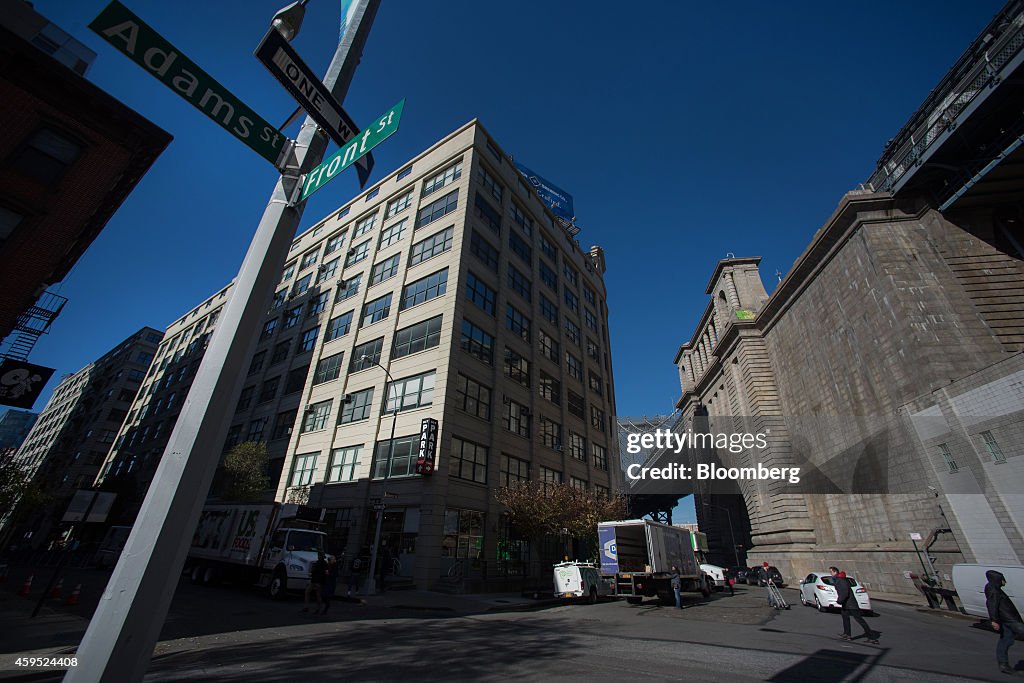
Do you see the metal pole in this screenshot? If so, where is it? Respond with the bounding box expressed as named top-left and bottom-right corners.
top-left (365, 361), bottom-right (396, 595)
top-left (66, 3), bottom-right (379, 681)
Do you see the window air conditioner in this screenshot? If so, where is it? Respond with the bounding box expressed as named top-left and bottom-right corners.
top-left (347, 248), bottom-right (357, 256)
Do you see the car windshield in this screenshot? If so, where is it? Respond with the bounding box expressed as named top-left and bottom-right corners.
top-left (288, 531), bottom-right (324, 553)
top-left (820, 575), bottom-right (859, 587)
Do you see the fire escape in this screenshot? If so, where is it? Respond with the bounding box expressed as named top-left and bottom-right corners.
top-left (1, 291), bottom-right (67, 361)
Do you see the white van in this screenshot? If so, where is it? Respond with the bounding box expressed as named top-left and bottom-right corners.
top-left (554, 561), bottom-right (609, 603)
top-left (952, 564), bottom-right (1024, 618)
top-left (701, 563), bottom-right (727, 590)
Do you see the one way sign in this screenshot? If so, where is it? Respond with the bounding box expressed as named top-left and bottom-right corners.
top-left (255, 27), bottom-right (373, 187)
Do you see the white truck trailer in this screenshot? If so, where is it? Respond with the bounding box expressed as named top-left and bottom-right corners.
top-left (598, 519), bottom-right (711, 603)
top-left (186, 502), bottom-right (327, 599)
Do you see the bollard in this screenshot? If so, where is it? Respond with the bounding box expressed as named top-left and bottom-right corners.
top-left (19, 575), bottom-right (33, 596)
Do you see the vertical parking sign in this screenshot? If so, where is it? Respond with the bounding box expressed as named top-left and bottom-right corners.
top-left (416, 417), bottom-right (438, 475)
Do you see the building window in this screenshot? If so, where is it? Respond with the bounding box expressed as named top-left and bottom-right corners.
top-left (416, 189), bottom-right (459, 229)
top-left (451, 436), bottom-right (487, 484)
top-left (272, 409), bottom-right (297, 440)
top-left (566, 352), bottom-right (583, 381)
top-left (539, 260), bottom-right (557, 291)
top-left (372, 435), bottom-right (418, 478)
top-left (570, 476), bottom-right (587, 492)
top-left (540, 416), bottom-right (562, 450)
top-left (308, 291), bottom-right (330, 316)
top-left (386, 191), bottom-right (413, 219)
top-left (271, 340), bottom-right (291, 365)
top-left (938, 443), bottom-right (959, 473)
top-left (324, 230), bottom-right (347, 256)
top-left (569, 432), bottom-right (586, 461)
top-left (590, 406), bottom-right (605, 433)
top-left (327, 446), bottom-right (361, 482)
top-left (360, 294), bottom-right (393, 327)
top-left (422, 159), bottom-right (463, 197)
top-left (503, 397), bottom-right (531, 438)
top-left (300, 249), bottom-right (319, 271)
top-left (461, 319), bottom-right (494, 365)
top-left (539, 329), bottom-right (560, 365)
top-left (236, 386), bottom-right (254, 412)
top-left (397, 165), bottom-right (413, 181)
top-left (290, 452), bottom-right (319, 486)
top-left (336, 273), bottom-right (362, 302)
top-left (392, 315), bottom-right (442, 359)
top-left (224, 424), bottom-right (242, 451)
top-left (456, 374), bottom-right (491, 420)
top-left (293, 273), bottom-right (313, 296)
top-left (589, 372), bottom-right (603, 394)
top-left (584, 308), bottom-right (598, 332)
top-left (563, 263), bottom-right (579, 287)
top-left (500, 454), bottom-right (529, 487)
top-left (313, 351), bottom-right (345, 385)
top-left (350, 337), bottom-right (384, 372)
top-left (384, 371), bottom-right (435, 413)
top-left (284, 305), bottom-right (302, 329)
top-left (486, 139), bottom-right (502, 162)
top-left (354, 213), bottom-right (377, 237)
top-left (317, 257), bottom-right (340, 283)
top-left (586, 337), bottom-right (600, 362)
top-left (537, 295), bottom-right (558, 326)
top-left (337, 206), bottom-right (350, 219)
top-left (271, 289), bottom-right (287, 310)
top-left (11, 127), bottom-right (83, 184)
top-left (298, 326), bottom-right (320, 352)
top-left (567, 390), bottom-right (585, 419)
top-left (301, 400), bottom-right (333, 433)
top-left (508, 265), bottom-right (532, 302)
top-left (257, 376), bottom-right (280, 404)
top-left (379, 219), bottom-right (407, 248)
top-left (478, 165), bottom-right (503, 203)
top-left (325, 310), bottom-right (354, 342)
top-left (539, 233), bottom-right (557, 262)
top-left (260, 319), bottom-right (278, 341)
top-left (370, 254), bottom-right (401, 285)
top-left (470, 230), bottom-right (499, 271)
top-left (982, 431), bottom-right (1006, 463)
top-left (465, 272), bottom-right (496, 315)
top-left (592, 443), bottom-right (608, 471)
top-left (365, 187), bottom-right (379, 201)
top-left (248, 417), bottom-right (268, 442)
top-left (504, 348), bottom-right (530, 388)
top-left (285, 364), bottom-right (309, 394)
top-left (340, 388), bottom-right (374, 423)
top-left (539, 371), bottom-right (560, 405)
top-left (281, 261), bottom-right (297, 283)
top-left (474, 192), bottom-right (501, 233)
top-left (400, 268), bottom-right (448, 309)
top-left (345, 240), bottom-right (370, 267)
top-left (565, 319), bottom-right (582, 346)
top-left (509, 202), bottom-right (533, 235)
top-left (583, 285), bottom-right (596, 305)
top-left (249, 350), bottom-right (267, 375)
top-left (410, 226), bottom-right (453, 265)
top-left (506, 304), bottom-right (531, 343)
top-left (564, 289), bottom-right (580, 314)
top-left (540, 466), bottom-right (561, 492)
top-left (509, 231), bottom-right (531, 265)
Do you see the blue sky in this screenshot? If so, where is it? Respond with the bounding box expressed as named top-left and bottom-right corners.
top-left (19, 1), bottom-right (1005, 521)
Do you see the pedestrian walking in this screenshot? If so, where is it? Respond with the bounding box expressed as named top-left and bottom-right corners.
top-left (377, 544), bottom-right (392, 593)
top-left (302, 552), bottom-right (327, 613)
top-left (830, 566), bottom-right (878, 644)
top-left (726, 570), bottom-right (736, 596)
top-left (318, 556), bottom-right (338, 615)
top-left (347, 553), bottom-right (364, 596)
top-left (670, 566), bottom-right (682, 609)
top-left (986, 569), bottom-right (1024, 675)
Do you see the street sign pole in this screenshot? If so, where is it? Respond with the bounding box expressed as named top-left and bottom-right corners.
top-left (67, 2), bottom-right (380, 681)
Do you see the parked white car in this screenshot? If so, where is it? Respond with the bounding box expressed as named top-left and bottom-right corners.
top-left (799, 572), bottom-right (872, 613)
top-left (553, 561), bottom-right (610, 603)
top-left (701, 563), bottom-right (728, 590)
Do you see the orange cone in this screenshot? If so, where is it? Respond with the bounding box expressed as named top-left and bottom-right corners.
top-left (50, 578), bottom-right (64, 599)
top-left (19, 575), bottom-right (33, 596)
top-left (67, 584), bottom-right (81, 606)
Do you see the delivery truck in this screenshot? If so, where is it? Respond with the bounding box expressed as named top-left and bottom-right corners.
top-left (186, 502), bottom-right (327, 599)
top-left (598, 519), bottom-right (711, 603)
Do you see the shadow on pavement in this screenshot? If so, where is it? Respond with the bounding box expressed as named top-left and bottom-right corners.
top-left (767, 648), bottom-right (886, 683)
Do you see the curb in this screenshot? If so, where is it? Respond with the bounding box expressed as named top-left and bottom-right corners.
top-left (486, 598), bottom-right (564, 613)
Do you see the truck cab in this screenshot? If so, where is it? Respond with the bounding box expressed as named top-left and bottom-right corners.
top-left (263, 524), bottom-right (327, 599)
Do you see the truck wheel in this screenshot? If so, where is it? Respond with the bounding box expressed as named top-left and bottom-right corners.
top-left (587, 587), bottom-right (598, 605)
top-left (269, 568), bottom-right (287, 600)
top-left (701, 580), bottom-right (711, 598)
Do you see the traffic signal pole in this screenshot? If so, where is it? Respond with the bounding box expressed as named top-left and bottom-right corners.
top-left (66, 3), bottom-right (379, 680)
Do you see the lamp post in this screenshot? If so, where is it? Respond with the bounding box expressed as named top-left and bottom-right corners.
top-left (702, 500), bottom-right (739, 568)
top-left (362, 354), bottom-right (398, 595)
top-left (67, 3), bottom-right (380, 680)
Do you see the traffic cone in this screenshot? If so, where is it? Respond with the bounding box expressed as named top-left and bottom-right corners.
top-left (66, 584), bottom-right (81, 606)
top-left (19, 575), bottom-right (33, 596)
top-left (50, 578), bottom-right (64, 599)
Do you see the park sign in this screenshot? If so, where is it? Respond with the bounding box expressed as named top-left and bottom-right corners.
top-left (89, 1), bottom-right (287, 168)
top-left (299, 99), bottom-right (405, 202)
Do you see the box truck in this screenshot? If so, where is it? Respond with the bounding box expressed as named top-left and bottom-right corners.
top-left (598, 519), bottom-right (711, 603)
top-left (186, 502), bottom-right (327, 599)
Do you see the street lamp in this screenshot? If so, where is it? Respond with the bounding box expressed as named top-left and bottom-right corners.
top-left (361, 354), bottom-right (398, 595)
top-left (702, 500), bottom-right (740, 568)
top-left (271, 0), bottom-right (309, 41)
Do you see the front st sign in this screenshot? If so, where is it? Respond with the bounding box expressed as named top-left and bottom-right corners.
top-left (299, 99), bottom-right (405, 202)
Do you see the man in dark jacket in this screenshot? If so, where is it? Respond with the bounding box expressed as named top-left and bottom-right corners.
top-left (830, 566), bottom-right (878, 644)
top-left (986, 569), bottom-right (1024, 674)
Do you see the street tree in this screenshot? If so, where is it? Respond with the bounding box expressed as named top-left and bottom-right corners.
top-left (219, 441), bottom-right (271, 502)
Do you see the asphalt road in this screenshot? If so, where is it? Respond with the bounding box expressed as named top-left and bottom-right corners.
top-left (0, 566), bottom-right (1012, 682)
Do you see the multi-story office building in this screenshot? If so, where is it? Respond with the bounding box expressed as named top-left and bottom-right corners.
top-left (99, 121), bottom-right (619, 590)
top-left (7, 327), bottom-right (162, 546)
top-left (0, 409), bottom-right (37, 450)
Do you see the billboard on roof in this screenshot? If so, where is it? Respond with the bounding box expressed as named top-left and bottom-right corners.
top-left (515, 163), bottom-right (575, 224)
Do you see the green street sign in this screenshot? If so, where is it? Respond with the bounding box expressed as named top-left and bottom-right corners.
top-left (89, 1), bottom-right (287, 167)
top-left (300, 100), bottom-right (405, 202)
